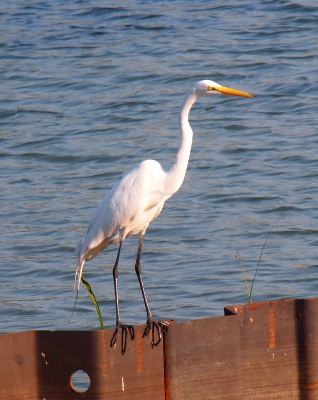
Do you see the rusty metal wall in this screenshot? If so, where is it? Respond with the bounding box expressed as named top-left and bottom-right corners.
top-left (164, 315), bottom-right (241, 400)
top-left (225, 298), bottom-right (318, 400)
top-left (0, 326), bottom-right (165, 400)
top-left (1, 298), bottom-right (318, 399)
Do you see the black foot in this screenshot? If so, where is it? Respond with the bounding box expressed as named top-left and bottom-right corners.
top-left (110, 323), bottom-right (135, 355)
top-left (143, 319), bottom-right (169, 347)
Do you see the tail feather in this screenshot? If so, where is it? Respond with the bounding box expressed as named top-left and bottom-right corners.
top-left (70, 258), bottom-right (85, 322)
top-left (75, 258), bottom-right (85, 292)
top-left (75, 238), bottom-right (84, 259)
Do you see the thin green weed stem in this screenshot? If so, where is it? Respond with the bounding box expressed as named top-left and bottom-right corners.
top-left (81, 275), bottom-right (104, 330)
top-left (237, 226), bottom-right (273, 304)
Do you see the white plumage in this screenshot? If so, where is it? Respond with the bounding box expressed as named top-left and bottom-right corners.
top-left (75, 80), bottom-right (254, 354)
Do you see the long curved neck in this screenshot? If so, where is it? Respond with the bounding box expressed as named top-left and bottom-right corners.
top-left (165, 88), bottom-right (198, 196)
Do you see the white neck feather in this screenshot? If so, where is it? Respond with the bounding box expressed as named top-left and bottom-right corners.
top-left (165, 89), bottom-right (198, 196)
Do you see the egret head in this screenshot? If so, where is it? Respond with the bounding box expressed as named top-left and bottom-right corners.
top-left (195, 80), bottom-right (254, 98)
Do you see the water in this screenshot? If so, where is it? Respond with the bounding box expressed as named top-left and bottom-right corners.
top-left (1, 0), bottom-right (318, 335)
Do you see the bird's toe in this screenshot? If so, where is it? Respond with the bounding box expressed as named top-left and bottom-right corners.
top-left (110, 323), bottom-right (135, 355)
top-left (143, 319), bottom-right (169, 347)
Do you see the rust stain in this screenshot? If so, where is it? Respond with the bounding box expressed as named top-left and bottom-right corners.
top-left (245, 299), bottom-right (288, 311)
top-left (246, 302), bottom-right (266, 310)
top-left (269, 308), bottom-right (276, 349)
top-left (164, 375), bottom-right (171, 400)
top-left (301, 382), bottom-right (318, 390)
top-left (269, 299), bottom-right (287, 306)
top-left (137, 332), bottom-right (143, 373)
top-left (101, 330), bottom-right (108, 377)
top-left (232, 305), bottom-right (244, 313)
top-left (164, 334), bottom-right (171, 400)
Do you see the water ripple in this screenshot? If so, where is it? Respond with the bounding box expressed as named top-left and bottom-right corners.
top-left (0, 0), bottom-right (318, 334)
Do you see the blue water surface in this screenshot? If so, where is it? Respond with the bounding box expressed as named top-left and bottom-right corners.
top-left (0, 0), bottom-right (318, 334)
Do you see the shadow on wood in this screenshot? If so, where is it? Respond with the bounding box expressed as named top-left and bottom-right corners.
top-left (0, 326), bottom-right (164, 399)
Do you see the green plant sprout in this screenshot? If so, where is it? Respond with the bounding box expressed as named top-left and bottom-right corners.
top-left (236, 227), bottom-right (273, 304)
top-left (81, 275), bottom-right (104, 330)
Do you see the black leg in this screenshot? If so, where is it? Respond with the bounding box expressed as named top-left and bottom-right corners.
top-left (135, 233), bottom-right (168, 347)
top-left (110, 242), bottom-right (135, 354)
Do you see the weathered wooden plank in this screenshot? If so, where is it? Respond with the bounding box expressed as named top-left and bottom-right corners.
top-left (163, 315), bottom-right (241, 400)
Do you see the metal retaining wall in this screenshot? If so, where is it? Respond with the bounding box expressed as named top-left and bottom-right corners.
top-left (1, 297), bottom-right (318, 399)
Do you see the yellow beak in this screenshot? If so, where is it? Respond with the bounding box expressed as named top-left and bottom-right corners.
top-left (216, 86), bottom-right (254, 98)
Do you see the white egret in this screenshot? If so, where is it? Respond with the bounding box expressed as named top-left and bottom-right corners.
top-left (75, 80), bottom-right (254, 354)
